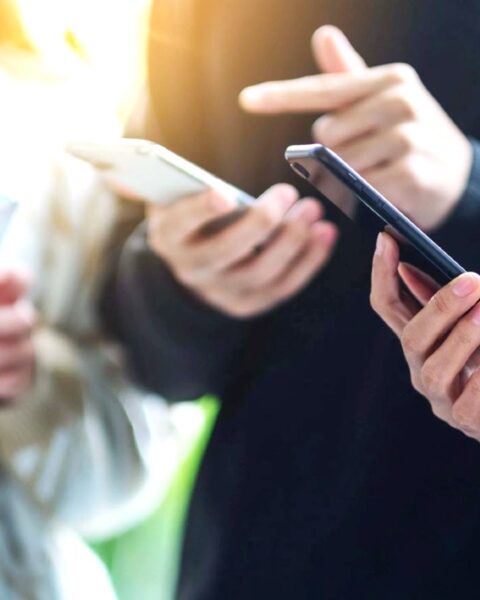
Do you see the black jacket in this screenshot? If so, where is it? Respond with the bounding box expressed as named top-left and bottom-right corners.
top-left (103, 1), bottom-right (480, 598)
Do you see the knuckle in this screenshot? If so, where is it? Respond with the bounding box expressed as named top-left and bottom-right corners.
top-left (170, 262), bottom-right (202, 288)
top-left (468, 372), bottom-right (480, 398)
top-left (396, 156), bottom-right (423, 192)
top-left (410, 370), bottom-right (424, 393)
top-left (226, 305), bottom-right (247, 318)
top-left (430, 290), bottom-right (451, 316)
top-left (311, 117), bottom-right (324, 141)
top-left (369, 290), bottom-right (379, 312)
top-left (452, 405), bottom-right (480, 436)
top-left (226, 299), bottom-right (260, 319)
top-left (400, 324), bottom-right (419, 355)
top-left (254, 207), bottom-right (278, 232)
top-left (420, 358), bottom-right (443, 394)
top-left (392, 124), bottom-right (416, 154)
top-left (452, 411), bottom-right (476, 433)
top-left (369, 290), bottom-right (385, 315)
top-left (429, 401), bottom-right (447, 422)
top-left (312, 116), bottom-right (334, 145)
top-left (387, 63), bottom-right (419, 85)
top-left (200, 289), bottom-right (234, 315)
top-left (386, 85), bottom-right (418, 121)
top-left (455, 321), bottom-right (475, 347)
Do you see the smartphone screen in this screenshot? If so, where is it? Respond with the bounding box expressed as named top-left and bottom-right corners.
top-left (286, 144), bottom-right (465, 285)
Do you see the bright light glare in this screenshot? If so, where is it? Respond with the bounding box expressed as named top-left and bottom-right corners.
top-left (15, 0), bottom-right (150, 119)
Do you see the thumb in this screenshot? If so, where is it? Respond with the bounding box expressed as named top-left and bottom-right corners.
top-left (0, 269), bottom-right (31, 305)
top-left (312, 26), bottom-right (367, 74)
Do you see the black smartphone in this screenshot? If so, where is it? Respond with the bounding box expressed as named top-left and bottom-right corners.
top-left (285, 144), bottom-right (465, 285)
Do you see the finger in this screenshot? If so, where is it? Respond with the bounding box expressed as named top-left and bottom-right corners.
top-left (312, 89), bottom-right (415, 148)
top-left (225, 218), bottom-right (312, 291)
top-left (0, 269), bottom-right (31, 305)
top-left (400, 272), bottom-right (480, 366)
top-left (267, 221), bottom-right (338, 299)
top-left (286, 197), bottom-right (324, 224)
top-left (0, 301), bottom-right (36, 338)
top-left (148, 189), bottom-right (237, 246)
top-left (189, 184), bottom-right (298, 274)
top-left (239, 63), bottom-right (412, 114)
top-left (419, 302), bottom-right (480, 410)
top-left (311, 26), bottom-right (367, 74)
top-left (0, 364), bottom-right (33, 401)
top-left (370, 233), bottom-right (418, 337)
top-left (205, 222), bottom-right (338, 318)
top-left (451, 370), bottom-right (480, 438)
top-left (106, 178), bottom-right (146, 202)
top-left (330, 127), bottom-right (411, 173)
top-left (398, 262), bottom-right (440, 306)
top-left (0, 338), bottom-right (34, 372)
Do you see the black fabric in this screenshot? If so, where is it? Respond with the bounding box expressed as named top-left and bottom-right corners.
top-left (103, 1), bottom-right (480, 598)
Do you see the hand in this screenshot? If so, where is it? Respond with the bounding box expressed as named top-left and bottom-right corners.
top-left (147, 185), bottom-right (337, 318)
top-left (0, 270), bottom-right (36, 404)
top-left (371, 232), bottom-right (480, 440)
top-left (240, 25), bottom-right (472, 231)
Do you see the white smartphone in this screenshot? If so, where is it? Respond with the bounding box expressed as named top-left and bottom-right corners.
top-left (66, 139), bottom-right (254, 206)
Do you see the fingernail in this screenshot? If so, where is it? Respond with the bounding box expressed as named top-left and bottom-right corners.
top-left (375, 233), bottom-right (384, 256)
top-left (471, 303), bottom-right (480, 326)
top-left (452, 273), bottom-right (478, 297)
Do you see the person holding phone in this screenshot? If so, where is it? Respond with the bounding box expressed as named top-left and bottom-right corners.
top-left (371, 232), bottom-right (480, 441)
top-left (103, 1), bottom-right (480, 598)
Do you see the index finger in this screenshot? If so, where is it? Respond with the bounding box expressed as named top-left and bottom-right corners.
top-left (402, 272), bottom-right (480, 364)
top-left (239, 64), bottom-right (402, 114)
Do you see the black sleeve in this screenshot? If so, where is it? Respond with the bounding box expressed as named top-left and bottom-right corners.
top-left (100, 224), bottom-right (251, 401)
top-left (432, 138), bottom-right (480, 270)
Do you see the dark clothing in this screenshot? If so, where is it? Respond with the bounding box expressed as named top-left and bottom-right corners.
top-left (103, 1), bottom-right (480, 598)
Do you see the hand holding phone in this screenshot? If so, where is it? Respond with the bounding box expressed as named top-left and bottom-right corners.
top-left (371, 232), bottom-right (480, 441)
top-left (68, 139), bottom-right (338, 317)
top-left (146, 183), bottom-right (337, 318)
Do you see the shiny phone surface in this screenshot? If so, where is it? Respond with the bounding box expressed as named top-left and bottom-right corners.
top-left (286, 144), bottom-right (465, 285)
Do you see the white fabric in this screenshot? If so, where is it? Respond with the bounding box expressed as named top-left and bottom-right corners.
top-left (0, 53), bottom-right (175, 599)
